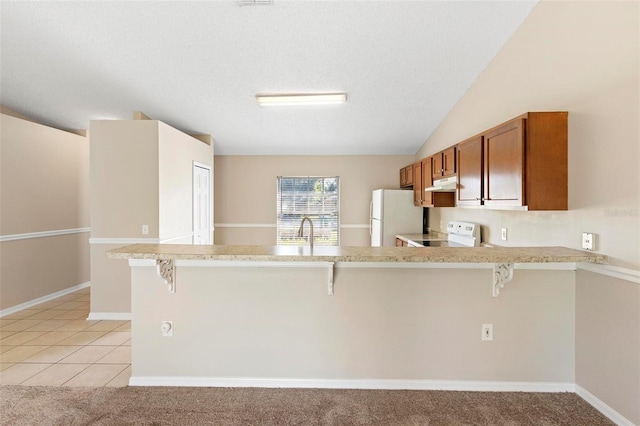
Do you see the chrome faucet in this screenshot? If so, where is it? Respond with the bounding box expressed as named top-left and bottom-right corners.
top-left (297, 216), bottom-right (314, 247)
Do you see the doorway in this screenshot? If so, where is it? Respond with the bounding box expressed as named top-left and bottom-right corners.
top-left (193, 162), bottom-right (212, 244)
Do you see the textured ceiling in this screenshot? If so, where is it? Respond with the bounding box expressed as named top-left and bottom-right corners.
top-left (0, 1), bottom-right (537, 155)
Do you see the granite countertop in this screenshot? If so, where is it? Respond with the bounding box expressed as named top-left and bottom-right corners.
top-left (107, 244), bottom-right (607, 264)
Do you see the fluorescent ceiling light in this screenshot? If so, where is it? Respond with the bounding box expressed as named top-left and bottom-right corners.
top-left (255, 92), bottom-right (347, 107)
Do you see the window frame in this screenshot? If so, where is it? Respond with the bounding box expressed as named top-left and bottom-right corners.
top-left (276, 176), bottom-right (340, 246)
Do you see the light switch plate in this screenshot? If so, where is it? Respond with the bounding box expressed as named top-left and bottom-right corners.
top-left (482, 324), bottom-right (493, 341)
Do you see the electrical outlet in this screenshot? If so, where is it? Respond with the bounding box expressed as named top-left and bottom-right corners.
top-left (142, 224), bottom-right (149, 235)
top-left (482, 324), bottom-right (493, 341)
top-left (161, 321), bottom-right (173, 337)
top-left (501, 228), bottom-right (508, 241)
top-left (582, 232), bottom-right (594, 250)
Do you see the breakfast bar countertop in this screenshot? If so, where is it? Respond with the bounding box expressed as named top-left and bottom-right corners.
top-left (107, 244), bottom-right (607, 265)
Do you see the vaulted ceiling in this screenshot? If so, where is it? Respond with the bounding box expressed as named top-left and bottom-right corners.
top-left (1, 1), bottom-right (537, 155)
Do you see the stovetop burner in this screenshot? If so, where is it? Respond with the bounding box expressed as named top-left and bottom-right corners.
top-left (409, 222), bottom-right (481, 248)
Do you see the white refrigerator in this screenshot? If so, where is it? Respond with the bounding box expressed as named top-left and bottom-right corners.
top-left (370, 189), bottom-right (423, 247)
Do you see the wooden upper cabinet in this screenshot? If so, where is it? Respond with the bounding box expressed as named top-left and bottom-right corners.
top-left (523, 112), bottom-right (568, 210)
top-left (419, 156), bottom-right (454, 208)
top-left (421, 157), bottom-right (433, 207)
top-left (399, 165), bottom-right (414, 188)
top-left (432, 153), bottom-right (443, 179)
top-left (396, 112), bottom-right (566, 211)
top-left (482, 112), bottom-right (568, 210)
top-left (412, 161), bottom-right (423, 206)
top-left (405, 165), bottom-right (414, 186)
top-left (432, 147), bottom-right (457, 179)
top-left (443, 147), bottom-right (456, 177)
top-left (456, 136), bottom-right (483, 206)
top-left (483, 119), bottom-right (525, 207)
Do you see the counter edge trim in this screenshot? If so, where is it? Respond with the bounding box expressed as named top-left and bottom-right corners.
top-left (127, 259), bottom-right (577, 271)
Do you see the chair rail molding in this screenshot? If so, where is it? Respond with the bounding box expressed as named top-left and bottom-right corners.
top-left (0, 227), bottom-right (90, 242)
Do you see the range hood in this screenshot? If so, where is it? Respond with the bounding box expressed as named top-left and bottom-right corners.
top-left (424, 176), bottom-right (457, 192)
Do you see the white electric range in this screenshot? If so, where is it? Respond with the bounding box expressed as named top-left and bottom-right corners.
top-left (407, 221), bottom-right (481, 248)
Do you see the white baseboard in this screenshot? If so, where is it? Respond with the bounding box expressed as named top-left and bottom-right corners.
top-left (87, 312), bottom-right (132, 321)
top-left (129, 377), bottom-right (574, 393)
top-left (575, 385), bottom-right (636, 426)
top-left (0, 281), bottom-right (90, 318)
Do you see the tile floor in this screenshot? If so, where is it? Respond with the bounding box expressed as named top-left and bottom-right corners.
top-left (0, 287), bottom-right (131, 387)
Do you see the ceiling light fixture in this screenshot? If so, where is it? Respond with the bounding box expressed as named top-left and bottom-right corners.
top-left (255, 92), bottom-right (347, 107)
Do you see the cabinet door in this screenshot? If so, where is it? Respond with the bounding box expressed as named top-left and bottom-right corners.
top-left (422, 157), bottom-right (433, 207)
top-left (442, 147), bottom-right (456, 177)
top-left (457, 136), bottom-right (483, 206)
top-left (432, 153), bottom-right (443, 179)
top-left (405, 165), bottom-right (414, 186)
top-left (413, 162), bottom-right (423, 206)
top-left (399, 168), bottom-right (406, 187)
top-left (483, 119), bottom-right (524, 206)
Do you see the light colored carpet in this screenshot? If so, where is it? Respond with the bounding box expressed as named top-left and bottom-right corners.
top-left (0, 386), bottom-right (614, 425)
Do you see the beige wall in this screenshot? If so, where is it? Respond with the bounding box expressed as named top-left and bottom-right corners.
top-left (89, 120), bottom-right (159, 315)
top-left (214, 155), bottom-right (415, 246)
top-left (1, 235), bottom-right (90, 310)
top-left (416, 0), bottom-right (639, 270)
top-left (132, 264), bottom-right (575, 383)
top-left (1, 114), bottom-right (89, 234)
top-left (575, 269), bottom-right (640, 425)
top-left (412, 2), bottom-right (640, 420)
top-left (158, 122), bottom-right (213, 242)
top-left (90, 120), bottom-right (159, 239)
top-left (89, 245), bottom-right (131, 314)
top-left (0, 113), bottom-right (89, 310)
top-left (89, 120), bottom-right (214, 315)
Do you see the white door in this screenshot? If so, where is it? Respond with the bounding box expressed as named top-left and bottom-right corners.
top-left (193, 164), bottom-right (212, 244)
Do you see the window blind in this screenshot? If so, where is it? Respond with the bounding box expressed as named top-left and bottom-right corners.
top-left (276, 176), bottom-right (340, 246)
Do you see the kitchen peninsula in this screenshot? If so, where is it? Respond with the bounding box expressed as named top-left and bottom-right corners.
top-left (109, 244), bottom-right (606, 389)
